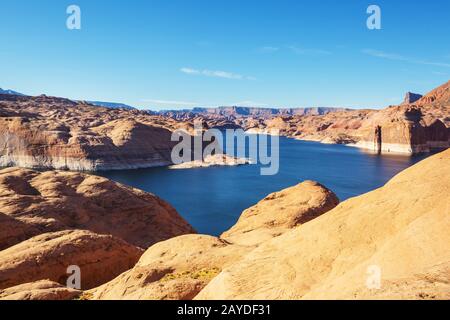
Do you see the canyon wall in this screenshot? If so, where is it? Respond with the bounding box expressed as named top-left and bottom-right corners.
top-left (355, 106), bottom-right (448, 154)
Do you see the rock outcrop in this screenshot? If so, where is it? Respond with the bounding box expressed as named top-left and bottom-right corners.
top-left (0, 167), bottom-right (195, 250)
top-left (221, 181), bottom-right (339, 246)
top-left (0, 230), bottom-right (143, 290)
top-left (196, 149), bottom-right (450, 300)
top-left (0, 280), bottom-right (81, 300)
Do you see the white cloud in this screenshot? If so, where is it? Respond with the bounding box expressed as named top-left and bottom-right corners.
top-left (180, 67), bottom-right (255, 80)
top-left (180, 67), bottom-right (200, 75)
top-left (362, 49), bottom-right (450, 68)
top-left (362, 49), bottom-right (405, 60)
top-left (202, 70), bottom-right (243, 79)
top-left (432, 71), bottom-right (448, 76)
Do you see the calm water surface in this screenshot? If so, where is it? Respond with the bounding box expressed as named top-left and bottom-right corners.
top-left (98, 138), bottom-right (429, 236)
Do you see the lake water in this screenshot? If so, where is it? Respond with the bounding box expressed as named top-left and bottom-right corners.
top-left (98, 138), bottom-right (428, 236)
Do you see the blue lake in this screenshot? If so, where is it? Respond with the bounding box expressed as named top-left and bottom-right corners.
top-left (98, 138), bottom-right (428, 236)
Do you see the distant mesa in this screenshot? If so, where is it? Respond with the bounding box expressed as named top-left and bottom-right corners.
top-left (85, 101), bottom-right (137, 110)
top-left (0, 89), bottom-right (136, 110)
top-left (0, 88), bottom-right (25, 96)
top-left (403, 92), bottom-right (423, 104)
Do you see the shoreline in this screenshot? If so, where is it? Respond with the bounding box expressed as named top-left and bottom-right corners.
top-left (1, 134), bottom-right (447, 173)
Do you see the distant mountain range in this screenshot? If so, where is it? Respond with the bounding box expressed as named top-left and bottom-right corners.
top-left (0, 88), bottom-right (137, 111)
top-left (0, 88), bottom-right (25, 96)
top-left (158, 106), bottom-right (353, 118)
top-left (85, 101), bottom-right (137, 110)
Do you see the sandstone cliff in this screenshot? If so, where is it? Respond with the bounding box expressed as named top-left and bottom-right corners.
top-left (354, 81), bottom-right (450, 154)
top-left (355, 106), bottom-right (436, 153)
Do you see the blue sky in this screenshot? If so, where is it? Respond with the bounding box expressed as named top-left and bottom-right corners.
top-left (1, 0), bottom-right (449, 110)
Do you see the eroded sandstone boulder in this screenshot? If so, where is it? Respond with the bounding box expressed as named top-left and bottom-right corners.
top-left (221, 181), bottom-right (339, 246)
top-left (0, 167), bottom-right (195, 250)
top-left (0, 230), bottom-right (143, 290)
top-left (0, 280), bottom-right (81, 301)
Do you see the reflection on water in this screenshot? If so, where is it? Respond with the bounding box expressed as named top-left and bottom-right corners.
top-left (98, 138), bottom-right (430, 236)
